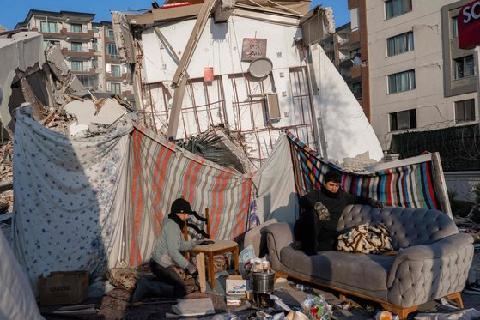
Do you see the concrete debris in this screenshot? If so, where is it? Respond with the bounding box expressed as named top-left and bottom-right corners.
top-left (341, 151), bottom-right (378, 173)
top-left (0, 31), bottom-right (45, 130)
top-left (64, 98), bottom-right (128, 131)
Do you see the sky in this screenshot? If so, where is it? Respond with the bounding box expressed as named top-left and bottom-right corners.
top-left (0, 0), bottom-right (349, 30)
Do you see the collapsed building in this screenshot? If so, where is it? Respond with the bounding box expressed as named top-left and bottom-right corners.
top-left (112, 0), bottom-right (383, 167)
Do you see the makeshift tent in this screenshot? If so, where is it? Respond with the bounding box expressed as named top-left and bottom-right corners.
top-left (13, 107), bottom-right (132, 285)
top-left (252, 132), bottom-right (453, 227)
top-left (0, 228), bottom-right (43, 320)
top-left (13, 107), bottom-right (253, 285)
top-left (287, 132), bottom-right (452, 216)
top-left (127, 127), bottom-right (253, 266)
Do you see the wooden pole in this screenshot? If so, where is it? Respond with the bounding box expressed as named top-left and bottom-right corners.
top-left (205, 208), bottom-right (211, 239)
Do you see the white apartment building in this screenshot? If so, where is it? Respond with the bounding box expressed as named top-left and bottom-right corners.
top-left (16, 10), bottom-right (134, 103)
top-left (366, 0), bottom-right (478, 149)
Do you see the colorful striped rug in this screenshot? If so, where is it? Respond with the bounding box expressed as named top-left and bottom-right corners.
top-left (288, 132), bottom-right (442, 210)
top-left (127, 127), bottom-right (253, 266)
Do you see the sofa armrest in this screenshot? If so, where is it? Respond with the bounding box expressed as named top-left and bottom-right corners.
top-left (386, 233), bottom-right (474, 307)
top-left (260, 223), bottom-right (293, 268)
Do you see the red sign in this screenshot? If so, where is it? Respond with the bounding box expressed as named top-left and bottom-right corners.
top-left (459, 0), bottom-right (480, 49)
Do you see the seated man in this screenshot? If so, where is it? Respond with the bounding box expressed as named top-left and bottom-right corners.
top-left (295, 171), bottom-right (382, 255)
top-left (149, 197), bottom-right (202, 297)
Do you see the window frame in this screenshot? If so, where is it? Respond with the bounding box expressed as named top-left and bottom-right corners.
top-left (70, 23), bottom-right (83, 33)
top-left (40, 21), bottom-right (58, 33)
top-left (107, 43), bottom-right (118, 57)
top-left (454, 55), bottom-right (475, 80)
top-left (70, 60), bottom-right (84, 72)
top-left (389, 109), bottom-right (416, 131)
top-left (454, 99), bottom-right (476, 124)
top-left (70, 42), bottom-right (83, 52)
top-left (111, 65), bottom-right (121, 77)
top-left (388, 69), bottom-right (416, 94)
top-left (385, 0), bottom-right (412, 20)
top-left (387, 31), bottom-right (414, 57)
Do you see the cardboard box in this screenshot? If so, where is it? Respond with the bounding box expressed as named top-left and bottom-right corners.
top-left (226, 275), bottom-right (247, 296)
top-left (38, 271), bottom-right (88, 306)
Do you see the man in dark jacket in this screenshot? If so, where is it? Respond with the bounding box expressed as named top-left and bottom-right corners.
top-left (296, 171), bottom-right (382, 254)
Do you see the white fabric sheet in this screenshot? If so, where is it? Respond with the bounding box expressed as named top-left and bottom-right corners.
top-left (13, 107), bottom-right (132, 288)
top-left (253, 134), bottom-right (298, 226)
top-left (0, 229), bottom-right (43, 320)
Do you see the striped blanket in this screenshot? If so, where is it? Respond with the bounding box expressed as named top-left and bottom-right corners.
top-left (288, 132), bottom-right (442, 210)
top-left (127, 127), bottom-right (253, 266)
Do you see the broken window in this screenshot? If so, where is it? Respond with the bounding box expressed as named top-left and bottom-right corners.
top-left (77, 75), bottom-right (98, 89)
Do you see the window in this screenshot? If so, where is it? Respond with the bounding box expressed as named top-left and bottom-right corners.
top-left (93, 26), bottom-right (100, 34)
top-left (92, 39), bottom-right (98, 51)
top-left (70, 23), bottom-right (82, 33)
top-left (388, 70), bottom-right (416, 94)
top-left (107, 43), bottom-right (118, 57)
top-left (70, 60), bottom-right (84, 71)
top-left (110, 82), bottom-right (121, 94)
top-left (77, 75), bottom-right (98, 89)
top-left (350, 82), bottom-right (362, 99)
top-left (390, 109), bottom-right (416, 131)
top-left (452, 16), bottom-right (458, 38)
top-left (71, 42), bottom-right (82, 52)
top-left (454, 55), bottom-right (475, 79)
top-left (40, 21), bottom-right (57, 33)
top-left (111, 65), bottom-right (121, 77)
top-left (385, 0), bottom-right (412, 20)
top-left (107, 29), bottom-right (114, 39)
top-left (455, 99), bottom-right (476, 123)
top-left (387, 31), bottom-right (414, 57)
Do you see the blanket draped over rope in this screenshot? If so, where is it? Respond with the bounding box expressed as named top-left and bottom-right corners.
top-left (287, 132), bottom-right (442, 210)
top-left (127, 127), bottom-right (253, 267)
top-left (13, 107), bottom-right (132, 285)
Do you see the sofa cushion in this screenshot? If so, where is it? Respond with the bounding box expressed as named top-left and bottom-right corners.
top-left (280, 246), bottom-right (395, 292)
top-left (338, 205), bottom-right (458, 249)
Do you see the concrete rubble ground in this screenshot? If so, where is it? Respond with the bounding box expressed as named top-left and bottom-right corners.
top-left (0, 2), bottom-right (480, 320)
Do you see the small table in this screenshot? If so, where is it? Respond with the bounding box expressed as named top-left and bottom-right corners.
top-left (192, 240), bottom-right (239, 291)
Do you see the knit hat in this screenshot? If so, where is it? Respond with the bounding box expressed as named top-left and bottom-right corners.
top-left (170, 198), bottom-right (193, 215)
top-left (324, 171), bottom-right (342, 184)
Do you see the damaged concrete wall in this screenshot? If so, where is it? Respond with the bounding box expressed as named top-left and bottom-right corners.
top-left (0, 32), bottom-right (45, 130)
top-left (308, 43), bottom-right (383, 161)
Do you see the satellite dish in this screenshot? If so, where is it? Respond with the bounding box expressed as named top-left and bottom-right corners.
top-left (248, 57), bottom-right (273, 79)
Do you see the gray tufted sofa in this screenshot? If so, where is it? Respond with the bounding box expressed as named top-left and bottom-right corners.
top-left (261, 204), bottom-right (474, 319)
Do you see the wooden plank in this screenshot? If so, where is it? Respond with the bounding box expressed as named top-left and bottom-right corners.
top-left (195, 252), bottom-right (206, 293)
top-left (432, 152), bottom-right (453, 218)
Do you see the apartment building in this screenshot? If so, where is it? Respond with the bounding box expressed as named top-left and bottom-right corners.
top-left (16, 10), bottom-right (134, 103)
top-left (365, 0), bottom-right (478, 149)
top-left (320, 0), bottom-right (371, 120)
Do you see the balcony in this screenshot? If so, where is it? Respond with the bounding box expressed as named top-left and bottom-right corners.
top-left (350, 30), bottom-right (360, 44)
top-left (62, 48), bottom-right (95, 59)
top-left (106, 73), bottom-right (127, 82)
top-left (351, 64), bottom-right (362, 79)
top-left (70, 68), bottom-right (98, 76)
top-left (64, 30), bottom-right (94, 41)
top-left (106, 55), bottom-right (122, 63)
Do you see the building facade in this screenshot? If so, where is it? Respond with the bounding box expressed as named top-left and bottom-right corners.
top-left (16, 10), bottom-right (134, 103)
top-left (365, 0), bottom-right (478, 150)
top-left (320, 0), bottom-right (371, 121)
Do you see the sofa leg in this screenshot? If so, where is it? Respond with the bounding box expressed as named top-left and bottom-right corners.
top-left (380, 303), bottom-right (417, 320)
top-left (446, 292), bottom-right (464, 309)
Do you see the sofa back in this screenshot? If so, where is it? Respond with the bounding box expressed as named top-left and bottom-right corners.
top-left (338, 205), bottom-right (458, 249)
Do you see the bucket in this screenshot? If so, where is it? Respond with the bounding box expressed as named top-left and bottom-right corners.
top-left (204, 67), bottom-right (214, 82)
top-left (251, 270), bottom-right (275, 294)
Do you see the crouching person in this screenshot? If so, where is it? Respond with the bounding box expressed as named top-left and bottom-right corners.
top-left (150, 198), bottom-right (200, 298)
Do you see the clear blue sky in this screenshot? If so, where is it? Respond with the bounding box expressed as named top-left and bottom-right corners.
top-left (0, 0), bottom-right (349, 30)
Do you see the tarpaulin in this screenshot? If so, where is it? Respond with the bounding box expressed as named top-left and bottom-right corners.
top-left (126, 127), bottom-right (253, 267)
top-left (13, 107), bottom-right (132, 285)
top-left (288, 132), bottom-right (445, 211)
